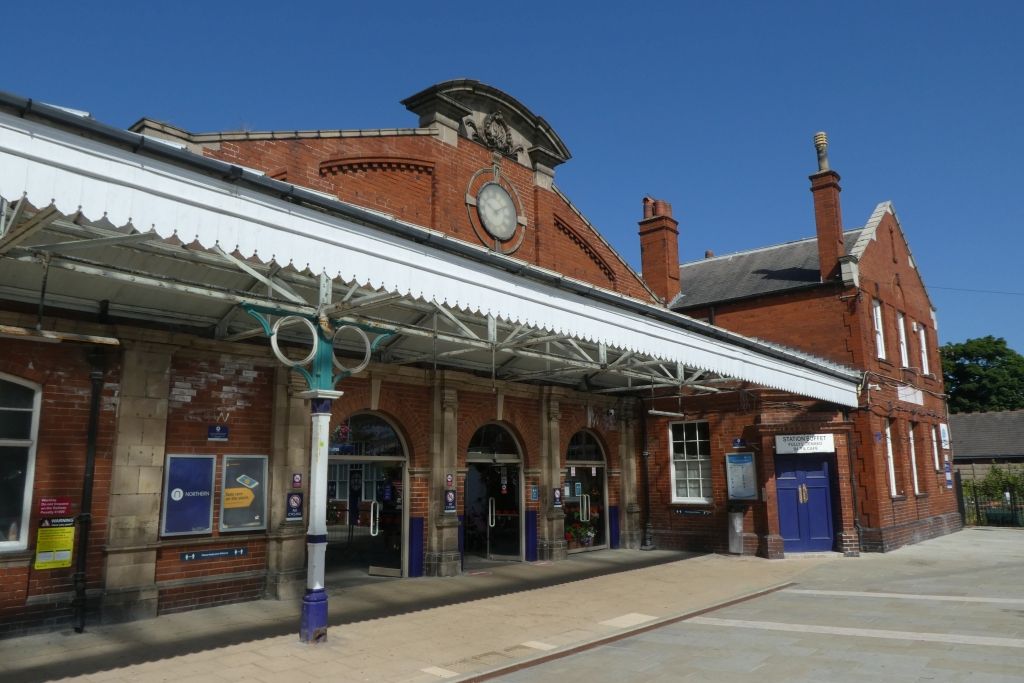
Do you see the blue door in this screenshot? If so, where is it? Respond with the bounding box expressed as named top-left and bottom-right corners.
top-left (775, 454), bottom-right (835, 552)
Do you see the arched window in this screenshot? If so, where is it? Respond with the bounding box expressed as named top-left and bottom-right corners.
top-left (330, 414), bottom-right (403, 457)
top-left (467, 424), bottom-right (520, 460)
top-left (566, 431), bottom-right (604, 462)
top-left (0, 375), bottom-right (40, 551)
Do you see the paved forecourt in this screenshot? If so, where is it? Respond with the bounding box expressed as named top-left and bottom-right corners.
top-left (0, 549), bottom-right (829, 683)
top-left (492, 527), bottom-right (1024, 683)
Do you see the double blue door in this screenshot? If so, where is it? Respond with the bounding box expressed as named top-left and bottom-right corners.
top-left (775, 453), bottom-right (835, 552)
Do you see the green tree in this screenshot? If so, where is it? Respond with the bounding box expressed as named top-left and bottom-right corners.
top-left (941, 336), bottom-right (1024, 413)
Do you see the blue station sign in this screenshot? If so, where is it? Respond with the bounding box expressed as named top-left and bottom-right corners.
top-left (161, 455), bottom-right (216, 536)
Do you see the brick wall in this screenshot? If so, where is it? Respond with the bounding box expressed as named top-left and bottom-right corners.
top-left (675, 206), bottom-right (958, 552)
top-left (153, 352), bottom-right (275, 614)
top-left (643, 391), bottom-right (853, 556)
top-left (202, 133), bottom-right (653, 301)
top-left (0, 340), bottom-right (120, 635)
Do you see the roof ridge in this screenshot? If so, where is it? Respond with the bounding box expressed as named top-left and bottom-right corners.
top-left (680, 227), bottom-right (864, 267)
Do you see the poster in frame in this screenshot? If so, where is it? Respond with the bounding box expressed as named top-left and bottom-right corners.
top-left (161, 454), bottom-right (216, 536)
top-left (220, 455), bottom-right (268, 532)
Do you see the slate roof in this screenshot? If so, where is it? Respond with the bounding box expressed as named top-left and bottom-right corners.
top-left (949, 410), bottom-right (1024, 460)
top-left (671, 227), bottom-right (868, 310)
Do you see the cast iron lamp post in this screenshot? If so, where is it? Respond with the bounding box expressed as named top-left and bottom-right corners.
top-left (243, 303), bottom-right (390, 643)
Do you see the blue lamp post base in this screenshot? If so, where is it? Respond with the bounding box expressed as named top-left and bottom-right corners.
top-left (300, 587), bottom-right (329, 643)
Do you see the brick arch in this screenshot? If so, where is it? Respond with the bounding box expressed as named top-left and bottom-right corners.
top-left (319, 156), bottom-right (435, 177)
top-left (563, 427), bottom-right (609, 462)
top-left (320, 156), bottom-right (435, 225)
top-left (336, 409), bottom-right (414, 462)
top-left (462, 420), bottom-right (530, 467)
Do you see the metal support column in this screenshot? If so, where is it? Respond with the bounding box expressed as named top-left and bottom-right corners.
top-left (242, 297), bottom-right (393, 644)
top-left (298, 391), bottom-right (340, 643)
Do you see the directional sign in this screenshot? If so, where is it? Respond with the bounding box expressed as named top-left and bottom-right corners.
top-left (180, 547), bottom-right (248, 562)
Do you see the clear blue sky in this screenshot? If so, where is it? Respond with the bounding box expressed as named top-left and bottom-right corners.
top-left (3, 2), bottom-right (1022, 353)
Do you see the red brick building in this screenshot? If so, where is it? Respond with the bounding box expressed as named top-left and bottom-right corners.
top-left (0, 81), bottom-right (863, 636)
top-left (671, 133), bottom-right (960, 551)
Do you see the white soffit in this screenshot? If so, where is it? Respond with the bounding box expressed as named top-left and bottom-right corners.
top-left (0, 112), bottom-right (858, 406)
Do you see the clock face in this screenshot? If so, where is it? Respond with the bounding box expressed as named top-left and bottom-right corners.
top-left (476, 182), bottom-right (518, 241)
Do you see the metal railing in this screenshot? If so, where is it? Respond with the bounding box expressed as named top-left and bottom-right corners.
top-left (958, 478), bottom-right (1023, 527)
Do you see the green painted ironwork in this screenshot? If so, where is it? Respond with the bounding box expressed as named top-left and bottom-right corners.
top-left (242, 304), bottom-right (394, 391)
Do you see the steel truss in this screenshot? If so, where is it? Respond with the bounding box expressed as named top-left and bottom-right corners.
top-left (0, 202), bottom-right (741, 395)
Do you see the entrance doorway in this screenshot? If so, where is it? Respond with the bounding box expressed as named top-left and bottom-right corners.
top-left (775, 453), bottom-right (835, 552)
top-left (464, 424), bottom-right (522, 566)
top-left (564, 431), bottom-right (607, 552)
top-left (326, 414), bottom-right (407, 578)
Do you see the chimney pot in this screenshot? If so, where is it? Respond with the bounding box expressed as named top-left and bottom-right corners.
top-left (653, 199), bottom-right (672, 218)
top-left (642, 196), bottom-right (655, 219)
top-left (814, 131), bottom-right (830, 172)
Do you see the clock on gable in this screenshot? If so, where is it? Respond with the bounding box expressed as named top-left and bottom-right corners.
top-left (466, 155), bottom-right (527, 254)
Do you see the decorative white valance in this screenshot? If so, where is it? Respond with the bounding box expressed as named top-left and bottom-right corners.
top-left (0, 111), bottom-right (858, 406)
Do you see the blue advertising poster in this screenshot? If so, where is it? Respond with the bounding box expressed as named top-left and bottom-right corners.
top-left (161, 455), bottom-right (215, 536)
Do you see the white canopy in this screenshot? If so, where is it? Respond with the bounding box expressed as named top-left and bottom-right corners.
top-left (0, 109), bottom-right (858, 406)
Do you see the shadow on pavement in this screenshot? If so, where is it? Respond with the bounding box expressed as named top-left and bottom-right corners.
top-left (14, 550), bottom-right (697, 682)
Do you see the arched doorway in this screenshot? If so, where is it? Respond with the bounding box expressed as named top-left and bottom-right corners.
top-left (564, 430), bottom-right (607, 552)
top-left (464, 424), bottom-right (522, 566)
top-left (326, 413), bottom-right (407, 577)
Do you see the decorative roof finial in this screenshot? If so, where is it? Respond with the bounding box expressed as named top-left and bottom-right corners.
top-left (814, 131), bottom-right (830, 172)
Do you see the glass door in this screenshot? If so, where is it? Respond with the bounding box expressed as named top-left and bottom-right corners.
top-left (564, 465), bottom-right (606, 551)
top-left (326, 461), bottom-right (404, 576)
top-left (464, 462), bottom-right (521, 561)
top-left (367, 463), bottom-right (403, 576)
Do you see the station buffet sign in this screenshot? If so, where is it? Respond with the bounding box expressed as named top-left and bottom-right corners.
top-left (775, 434), bottom-right (835, 454)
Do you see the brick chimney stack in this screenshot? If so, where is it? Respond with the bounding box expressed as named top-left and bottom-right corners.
top-left (638, 196), bottom-right (680, 303)
top-left (810, 131), bottom-right (844, 282)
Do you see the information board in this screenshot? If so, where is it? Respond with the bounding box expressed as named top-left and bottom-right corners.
top-left (34, 517), bottom-right (75, 569)
top-left (725, 453), bottom-right (757, 500)
top-left (161, 455), bottom-right (215, 536)
top-left (220, 455), bottom-right (267, 531)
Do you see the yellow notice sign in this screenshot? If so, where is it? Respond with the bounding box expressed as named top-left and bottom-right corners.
top-left (34, 518), bottom-right (75, 570)
top-left (223, 487), bottom-right (255, 509)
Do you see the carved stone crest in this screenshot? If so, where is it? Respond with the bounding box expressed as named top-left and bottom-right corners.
top-left (465, 111), bottom-right (523, 157)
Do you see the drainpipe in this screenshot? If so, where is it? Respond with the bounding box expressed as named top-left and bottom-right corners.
top-left (844, 409), bottom-right (863, 554)
top-left (74, 348), bottom-right (106, 633)
top-left (637, 398), bottom-right (655, 550)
